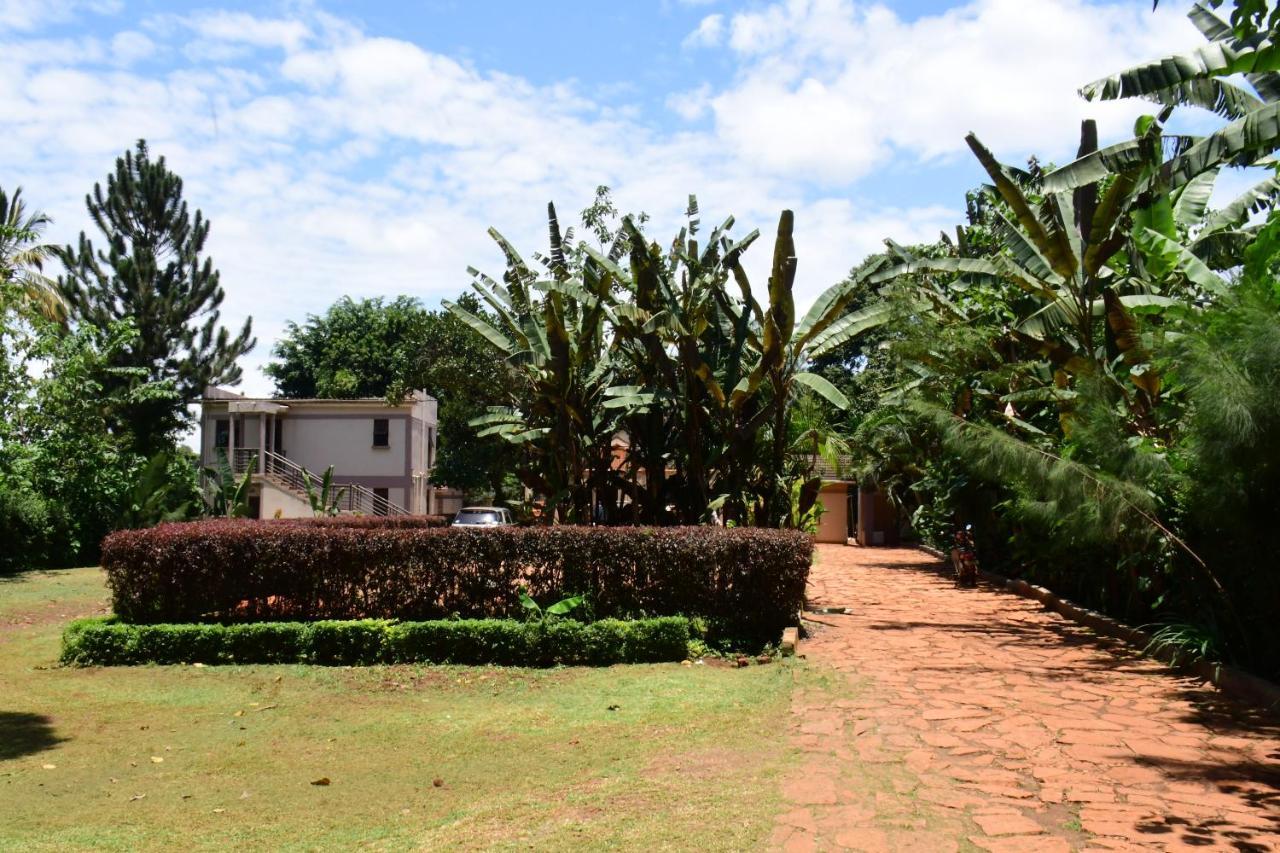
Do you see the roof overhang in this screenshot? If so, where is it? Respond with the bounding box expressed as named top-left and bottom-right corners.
top-left (227, 401), bottom-right (289, 414)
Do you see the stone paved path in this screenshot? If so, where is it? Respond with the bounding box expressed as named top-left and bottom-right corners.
top-left (772, 545), bottom-right (1280, 852)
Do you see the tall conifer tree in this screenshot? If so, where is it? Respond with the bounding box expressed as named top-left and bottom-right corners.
top-left (59, 140), bottom-right (254, 455)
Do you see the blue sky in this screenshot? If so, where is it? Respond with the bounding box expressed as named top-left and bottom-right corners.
top-left (0, 0), bottom-right (1224, 394)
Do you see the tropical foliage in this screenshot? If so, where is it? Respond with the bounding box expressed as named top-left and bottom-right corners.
top-left (202, 449), bottom-right (256, 519)
top-left (0, 186), bottom-right (65, 325)
top-left (301, 464), bottom-right (346, 517)
top-left (448, 194), bottom-right (888, 525)
top-left (836, 1), bottom-right (1280, 678)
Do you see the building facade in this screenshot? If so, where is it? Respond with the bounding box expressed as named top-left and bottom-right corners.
top-left (199, 387), bottom-right (443, 516)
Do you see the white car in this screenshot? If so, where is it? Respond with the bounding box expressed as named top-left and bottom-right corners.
top-left (452, 506), bottom-right (515, 527)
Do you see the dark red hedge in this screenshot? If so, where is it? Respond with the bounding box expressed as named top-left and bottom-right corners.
top-left (101, 522), bottom-right (812, 638)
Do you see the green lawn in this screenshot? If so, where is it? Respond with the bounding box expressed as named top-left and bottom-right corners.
top-left (0, 567), bottom-right (800, 851)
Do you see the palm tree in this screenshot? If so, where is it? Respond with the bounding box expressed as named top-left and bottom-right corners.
top-left (0, 186), bottom-right (66, 325)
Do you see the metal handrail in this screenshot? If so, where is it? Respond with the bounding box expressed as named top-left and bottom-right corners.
top-left (258, 450), bottom-right (408, 516)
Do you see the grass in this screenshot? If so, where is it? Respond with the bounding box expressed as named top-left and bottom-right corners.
top-left (0, 566), bottom-right (800, 851)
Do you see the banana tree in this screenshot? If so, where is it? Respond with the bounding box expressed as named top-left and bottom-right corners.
top-left (453, 197), bottom-right (896, 526)
top-left (202, 448), bottom-right (255, 518)
top-left (302, 464), bottom-right (347, 517)
top-left (446, 203), bottom-right (618, 523)
top-left (1082, 2), bottom-right (1280, 119)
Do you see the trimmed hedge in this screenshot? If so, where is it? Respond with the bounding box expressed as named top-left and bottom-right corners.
top-left (60, 615), bottom-right (692, 667)
top-left (102, 523), bottom-right (811, 639)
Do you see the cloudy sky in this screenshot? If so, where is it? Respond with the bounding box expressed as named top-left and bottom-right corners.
top-left (1, 0), bottom-right (1218, 395)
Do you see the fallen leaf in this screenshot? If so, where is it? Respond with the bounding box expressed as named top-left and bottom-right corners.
top-left (249, 702), bottom-right (259, 707)
top-left (41, 764), bottom-right (56, 770)
top-left (130, 793), bottom-right (146, 802)
top-left (181, 794), bottom-right (192, 800)
top-left (273, 675), bottom-right (282, 683)
top-left (311, 777), bottom-right (330, 786)
top-left (255, 704), bottom-right (277, 712)
top-left (432, 778), bottom-right (443, 788)
top-left (213, 808), bottom-right (225, 814)
top-left (607, 704), bottom-right (621, 711)
top-left (233, 710), bottom-right (244, 717)
top-left (150, 756), bottom-right (164, 764)
top-left (239, 790), bottom-right (251, 799)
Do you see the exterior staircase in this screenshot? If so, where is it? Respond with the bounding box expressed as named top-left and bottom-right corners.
top-left (232, 449), bottom-right (408, 517)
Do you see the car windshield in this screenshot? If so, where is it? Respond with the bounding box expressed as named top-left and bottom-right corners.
top-left (457, 510), bottom-right (501, 523)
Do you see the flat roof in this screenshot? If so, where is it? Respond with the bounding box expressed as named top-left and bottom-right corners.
top-left (200, 387), bottom-right (435, 405)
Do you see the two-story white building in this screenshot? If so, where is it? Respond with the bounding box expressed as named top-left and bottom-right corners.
top-left (199, 387), bottom-right (447, 517)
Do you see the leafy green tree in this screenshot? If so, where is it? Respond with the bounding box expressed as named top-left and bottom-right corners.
top-left (265, 294), bottom-right (521, 501)
top-left (266, 296), bottom-right (430, 398)
top-left (0, 320), bottom-right (165, 564)
top-left (58, 140), bottom-right (254, 457)
top-left (404, 296), bottom-right (523, 500)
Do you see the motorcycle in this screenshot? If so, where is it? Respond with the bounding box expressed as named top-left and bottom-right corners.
top-left (951, 524), bottom-right (979, 588)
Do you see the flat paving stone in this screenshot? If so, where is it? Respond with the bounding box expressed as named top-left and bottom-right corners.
top-left (772, 544), bottom-right (1280, 851)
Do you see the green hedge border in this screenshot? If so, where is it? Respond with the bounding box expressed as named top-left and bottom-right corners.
top-left (60, 616), bottom-right (692, 667)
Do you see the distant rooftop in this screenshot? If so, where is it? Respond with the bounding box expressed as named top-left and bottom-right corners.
top-left (201, 386), bottom-right (434, 404)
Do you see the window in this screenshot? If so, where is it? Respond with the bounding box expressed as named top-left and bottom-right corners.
top-left (214, 419), bottom-right (230, 449)
top-left (273, 419), bottom-right (284, 454)
top-left (373, 487), bottom-right (389, 516)
top-left (373, 418), bottom-right (390, 448)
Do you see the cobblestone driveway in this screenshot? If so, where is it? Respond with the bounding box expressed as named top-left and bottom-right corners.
top-left (773, 545), bottom-right (1280, 852)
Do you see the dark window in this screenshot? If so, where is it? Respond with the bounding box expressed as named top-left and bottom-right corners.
top-left (373, 418), bottom-right (390, 448)
top-left (373, 487), bottom-right (389, 516)
top-left (214, 419), bottom-right (230, 449)
top-left (274, 419), bottom-right (284, 454)
top-left (233, 418), bottom-right (243, 447)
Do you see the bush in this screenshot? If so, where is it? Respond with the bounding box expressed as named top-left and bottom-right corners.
top-left (0, 482), bottom-right (53, 572)
top-left (101, 523), bottom-right (812, 640)
top-left (60, 615), bottom-right (692, 667)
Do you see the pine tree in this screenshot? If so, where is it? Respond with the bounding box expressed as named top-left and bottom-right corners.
top-left (59, 140), bottom-right (254, 455)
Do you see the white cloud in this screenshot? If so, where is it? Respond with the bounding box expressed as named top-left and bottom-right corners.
top-left (0, 0), bottom-right (120, 32)
top-left (110, 30), bottom-right (154, 65)
top-left (683, 13), bottom-right (725, 49)
top-left (697, 0), bottom-right (1202, 182)
top-left (182, 11), bottom-right (311, 51)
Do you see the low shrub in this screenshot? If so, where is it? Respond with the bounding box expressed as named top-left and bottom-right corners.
top-left (60, 615), bottom-right (692, 667)
top-left (101, 523), bottom-right (812, 640)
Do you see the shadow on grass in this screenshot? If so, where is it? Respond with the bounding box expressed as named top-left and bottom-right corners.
top-left (0, 564), bottom-right (100, 582)
top-left (0, 712), bottom-right (66, 760)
